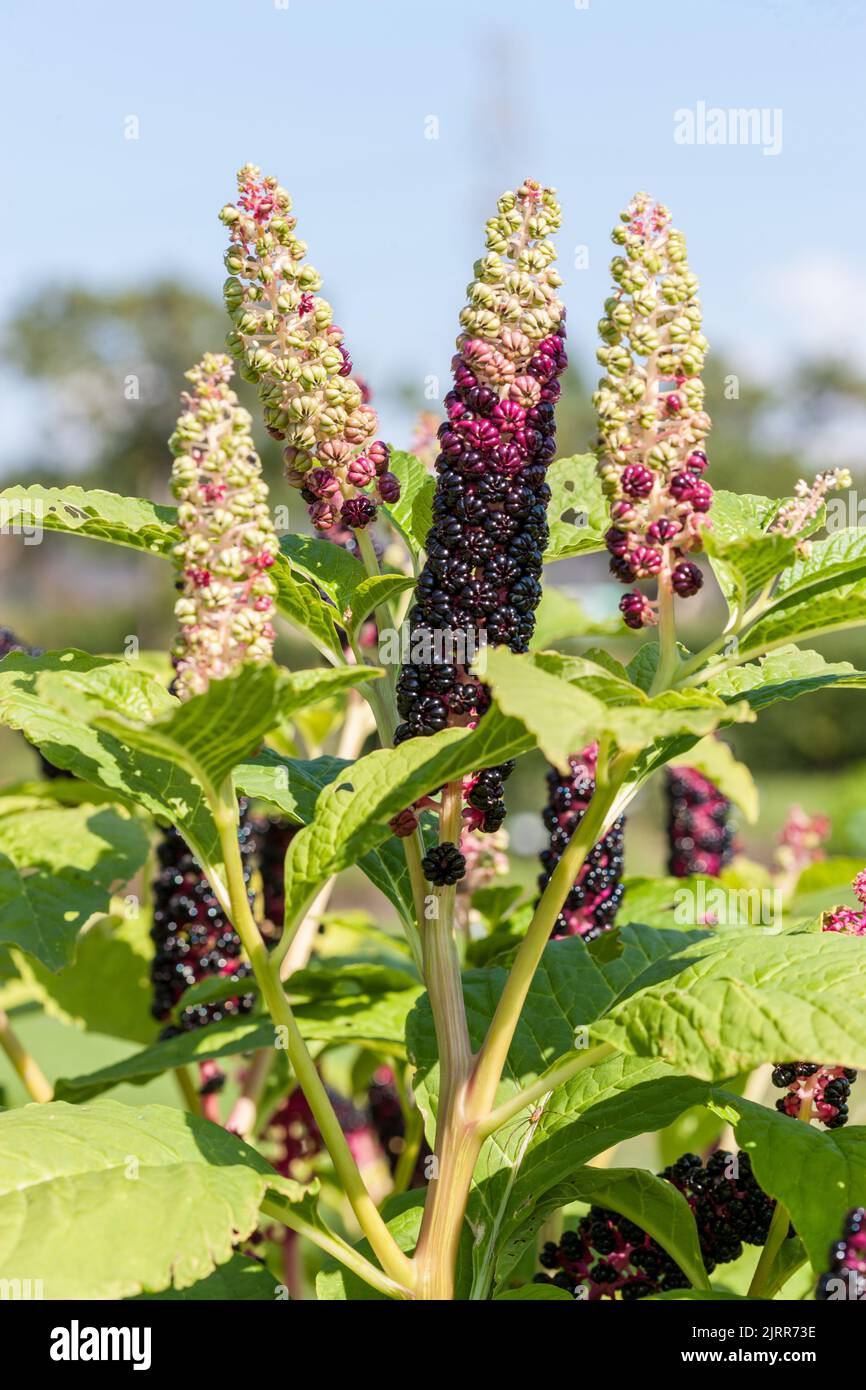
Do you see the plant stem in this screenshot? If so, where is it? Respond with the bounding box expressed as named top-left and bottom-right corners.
top-left (468, 749), bottom-right (636, 1121)
top-left (650, 569), bottom-right (680, 694)
top-left (261, 1197), bottom-right (412, 1300)
top-left (213, 780), bottom-right (414, 1292)
top-left (0, 1008), bottom-right (52, 1103)
top-left (747, 1197), bottom-right (790, 1298)
top-left (174, 1065), bottom-right (202, 1116)
top-left (425, 781), bottom-right (472, 1110)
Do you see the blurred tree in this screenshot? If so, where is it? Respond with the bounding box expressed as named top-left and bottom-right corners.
top-left (1, 280), bottom-right (281, 498)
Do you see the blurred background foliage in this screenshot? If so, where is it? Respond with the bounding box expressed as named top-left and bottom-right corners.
top-left (1, 276), bottom-right (864, 882)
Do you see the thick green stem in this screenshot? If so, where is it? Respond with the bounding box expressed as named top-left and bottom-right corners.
top-left (650, 567), bottom-right (680, 694)
top-left (412, 1084), bottom-right (482, 1300)
top-left (425, 781), bottom-right (472, 1110)
top-left (468, 749), bottom-right (636, 1121)
top-left (213, 782), bottom-right (414, 1292)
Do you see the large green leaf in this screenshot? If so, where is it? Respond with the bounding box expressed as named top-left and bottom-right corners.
top-left (479, 646), bottom-right (754, 770)
top-left (0, 651), bottom-right (221, 875)
top-left (235, 750), bottom-right (419, 926)
top-left (719, 1096), bottom-right (866, 1277)
top-left (772, 526), bottom-right (866, 604)
top-left (0, 801), bottom-right (148, 970)
top-left (129, 1253), bottom-right (279, 1301)
top-left (594, 929), bottom-right (866, 1078)
top-left (543, 454), bottom-right (608, 562)
top-left (51, 659), bottom-right (377, 802)
top-left (0, 483), bottom-right (352, 660)
top-left (13, 912), bottom-right (157, 1045)
top-left (738, 574), bottom-right (866, 658)
top-left (706, 645), bottom-right (866, 711)
top-left (275, 707), bottom-right (534, 929)
top-left (0, 1099), bottom-right (308, 1298)
top-left (55, 970), bottom-right (420, 1102)
top-left (0, 483), bottom-right (176, 554)
top-left (279, 532), bottom-right (366, 611)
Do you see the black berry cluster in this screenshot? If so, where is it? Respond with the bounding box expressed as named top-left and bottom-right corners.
top-left (421, 842), bottom-right (467, 887)
top-left (771, 1062), bottom-right (857, 1129)
top-left (815, 1207), bottom-right (866, 1301)
top-left (150, 808), bottom-right (258, 1036)
top-left (536, 743), bottom-right (625, 940)
top-left (665, 765), bottom-right (734, 877)
top-left (394, 181), bottom-right (567, 851)
top-left (536, 1149), bottom-right (783, 1300)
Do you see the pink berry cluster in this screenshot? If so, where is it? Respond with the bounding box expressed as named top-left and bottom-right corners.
top-left (771, 869), bottom-right (866, 1127)
top-left (169, 353), bottom-right (278, 699)
top-left (594, 193), bottom-right (712, 629)
top-left (536, 745), bottom-right (625, 940)
top-left (219, 166), bottom-right (399, 531)
top-left (665, 765), bottom-right (735, 878)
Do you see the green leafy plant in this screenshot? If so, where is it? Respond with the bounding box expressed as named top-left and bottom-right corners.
top-left (0, 174), bottom-right (864, 1304)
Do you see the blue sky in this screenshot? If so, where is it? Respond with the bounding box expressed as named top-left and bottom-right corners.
top-left (3, 0), bottom-right (866, 460)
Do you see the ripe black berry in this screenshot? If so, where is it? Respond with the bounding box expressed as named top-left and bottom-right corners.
top-left (421, 841), bottom-right (466, 887)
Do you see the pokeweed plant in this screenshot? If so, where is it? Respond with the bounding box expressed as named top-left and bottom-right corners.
top-left (0, 176), bottom-right (865, 1304)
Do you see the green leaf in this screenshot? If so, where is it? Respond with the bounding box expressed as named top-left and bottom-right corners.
top-left (13, 912), bottom-right (157, 1045)
top-left (129, 1253), bottom-right (279, 1301)
top-left (670, 736), bottom-right (758, 823)
top-left (235, 750), bottom-right (419, 927)
top-left (0, 802), bottom-right (149, 970)
top-left (773, 526), bottom-right (866, 604)
top-left (276, 707), bottom-right (533, 928)
top-left (738, 574), bottom-right (866, 658)
top-left (0, 483), bottom-right (176, 555)
top-left (279, 532), bottom-right (366, 610)
top-left (345, 574), bottom-right (415, 639)
top-left (593, 929), bottom-right (866, 1078)
top-left (724, 1098), bottom-right (866, 1278)
top-left (543, 455), bottom-right (608, 562)
top-left (57, 660), bottom-right (377, 803)
top-left (529, 586), bottom-right (623, 649)
top-left (55, 971), bottom-right (420, 1102)
top-left (478, 646), bottom-right (753, 769)
top-left (707, 645), bottom-right (866, 710)
top-left (494, 1283), bottom-right (573, 1300)
top-left (381, 451), bottom-right (435, 557)
top-left (0, 651), bottom-right (218, 876)
top-left (0, 1099), bottom-right (308, 1298)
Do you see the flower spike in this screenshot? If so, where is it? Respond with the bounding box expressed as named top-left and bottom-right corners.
top-left (169, 352), bottom-right (278, 700)
top-left (594, 193), bottom-right (712, 628)
top-left (219, 166), bottom-right (395, 529)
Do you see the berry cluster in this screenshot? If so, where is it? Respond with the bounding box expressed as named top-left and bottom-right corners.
top-left (536, 1149), bottom-right (780, 1300)
top-left (219, 166), bottom-right (399, 529)
top-left (666, 765), bottom-right (734, 877)
top-left (150, 813), bottom-right (257, 1036)
top-left (268, 1085), bottom-right (375, 1181)
top-left (771, 1063), bottom-right (856, 1129)
top-left (169, 353), bottom-right (278, 698)
top-left (816, 1208), bottom-right (866, 1301)
top-left (536, 745), bottom-right (625, 940)
top-left (771, 868), bottom-right (865, 1127)
top-left (395, 180), bottom-right (567, 849)
top-left (594, 193), bottom-right (712, 629)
